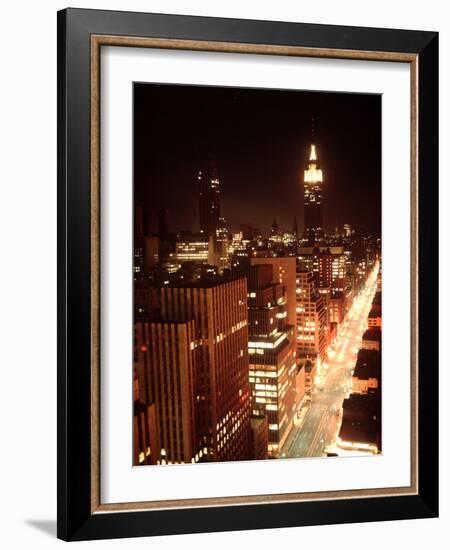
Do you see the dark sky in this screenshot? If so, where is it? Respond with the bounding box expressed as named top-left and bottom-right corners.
top-left (134, 83), bottom-right (381, 236)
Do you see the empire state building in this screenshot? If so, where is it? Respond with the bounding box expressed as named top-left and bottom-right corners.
top-left (303, 143), bottom-right (324, 243)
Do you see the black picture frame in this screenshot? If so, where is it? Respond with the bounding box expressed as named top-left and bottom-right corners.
top-left (57, 7), bottom-right (438, 541)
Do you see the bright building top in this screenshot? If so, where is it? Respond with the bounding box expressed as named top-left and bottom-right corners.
top-left (304, 144), bottom-right (323, 183)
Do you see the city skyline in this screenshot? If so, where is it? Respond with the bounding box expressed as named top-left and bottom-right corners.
top-left (134, 83), bottom-right (381, 236)
top-left (133, 83), bottom-right (382, 466)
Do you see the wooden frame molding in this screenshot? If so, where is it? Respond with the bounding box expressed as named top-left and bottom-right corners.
top-left (58, 9), bottom-right (438, 540)
top-left (90, 34), bottom-right (419, 514)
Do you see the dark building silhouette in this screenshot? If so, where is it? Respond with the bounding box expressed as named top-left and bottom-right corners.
top-left (198, 160), bottom-right (221, 239)
top-left (351, 348), bottom-right (381, 396)
top-left (158, 278), bottom-right (251, 463)
top-left (339, 392), bottom-right (381, 453)
top-left (250, 416), bottom-right (269, 460)
top-left (134, 206), bottom-right (146, 278)
top-left (240, 224), bottom-right (260, 241)
top-left (133, 400), bottom-right (160, 466)
top-left (293, 216), bottom-right (298, 237)
top-left (134, 205), bottom-right (146, 239)
top-left (135, 319), bottom-right (198, 464)
top-left (157, 208), bottom-right (169, 238)
top-left (271, 217), bottom-right (279, 235)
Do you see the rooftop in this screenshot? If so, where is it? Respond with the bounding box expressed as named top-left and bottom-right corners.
top-left (363, 327), bottom-right (382, 342)
top-left (161, 274), bottom-right (247, 289)
top-left (339, 393), bottom-right (381, 447)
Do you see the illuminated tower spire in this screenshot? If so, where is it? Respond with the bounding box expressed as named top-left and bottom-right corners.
top-left (304, 144), bottom-right (323, 183)
top-left (303, 118), bottom-right (324, 243)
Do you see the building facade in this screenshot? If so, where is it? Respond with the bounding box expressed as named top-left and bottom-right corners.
top-left (250, 256), bottom-right (297, 331)
top-left (159, 278), bottom-right (251, 462)
top-left (134, 319), bottom-right (198, 464)
top-left (133, 400), bottom-right (160, 466)
top-left (198, 161), bottom-right (221, 239)
top-left (351, 349), bottom-right (381, 395)
top-left (247, 265), bottom-right (297, 456)
top-left (298, 246), bottom-right (347, 329)
top-left (295, 270), bottom-right (328, 391)
top-left (173, 234), bottom-right (209, 263)
top-left (368, 291), bottom-right (382, 329)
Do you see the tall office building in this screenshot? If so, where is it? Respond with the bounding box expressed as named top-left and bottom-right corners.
top-left (250, 416), bottom-right (269, 460)
top-left (292, 216), bottom-right (299, 238)
top-left (250, 257), bottom-right (304, 413)
top-left (209, 216), bottom-right (230, 272)
top-left (271, 218), bottom-right (279, 236)
top-left (144, 236), bottom-right (159, 272)
top-left (298, 246), bottom-right (347, 326)
top-left (134, 319), bottom-right (198, 464)
top-left (157, 208), bottom-right (169, 238)
top-left (247, 265), bottom-right (297, 456)
top-left (295, 270), bottom-right (328, 392)
top-left (159, 278), bottom-right (251, 462)
top-left (174, 234), bottom-right (209, 263)
top-left (303, 143), bottom-right (324, 242)
top-left (133, 400), bottom-right (160, 466)
top-left (133, 367), bottom-right (160, 465)
top-left (250, 257), bottom-right (297, 331)
top-left (133, 243), bottom-right (145, 279)
top-left (318, 251), bottom-right (346, 292)
top-left (198, 161), bottom-right (221, 239)
top-left (134, 205), bottom-right (146, 239)
top-left (298, 246), bottom-right (345, 289)
top-left (134, 206), bottom-right (146, 279)
top-left (317, 250), bottom-right (347, 325)
top-left (157, 208), bottom-right (174, 264)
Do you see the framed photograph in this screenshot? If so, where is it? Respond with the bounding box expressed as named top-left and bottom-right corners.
top-left (57, 8), bottom-right (438, 541)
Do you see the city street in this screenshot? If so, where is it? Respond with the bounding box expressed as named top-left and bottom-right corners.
top-left (281, 262), bottom-right (380, 459)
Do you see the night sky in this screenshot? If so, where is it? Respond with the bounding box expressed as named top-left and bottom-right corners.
top-left (134, 83), bottom-right (381, 236)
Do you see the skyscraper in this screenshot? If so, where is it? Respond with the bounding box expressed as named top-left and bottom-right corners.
top-left (134, 206), bottom-right (146, 279)
top-left (214, 216), bottom-right (230, 271)
top-left (295, 270), bottom-right (328, 392)
top-left (271, 218), bottom-right (279, 235)
top-left (157, 208), bottom-right (169, 238)
top-left (134, 319), bottom-right (198, 464)
top-left (303, 143), bottom-right (324, 242)
top-left (251, 257), bottom-right (297, 331)
top-left (247, 265), bottom-right (297, 456)
top-left (159, 278), bottom-right (251, 462)
top-left (198, 161), bottom-right (221, 239)
top-left (317, 250), bottom-right (346, 292)
top-left (292, 216), bottom-right (298, 238)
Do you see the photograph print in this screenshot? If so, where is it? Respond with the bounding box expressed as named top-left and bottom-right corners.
top-left (133, 83), bottom-right (382, 467)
